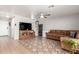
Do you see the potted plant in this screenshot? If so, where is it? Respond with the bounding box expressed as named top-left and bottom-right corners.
top-left (63, 39), bottom-right (79, 54)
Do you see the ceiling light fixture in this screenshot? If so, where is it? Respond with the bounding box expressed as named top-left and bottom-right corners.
top-left (6, 15), bottom-right (10, 18)
top-left (40, 13), bottom-right (44, 18)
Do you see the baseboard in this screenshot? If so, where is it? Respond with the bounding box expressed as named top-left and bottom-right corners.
top-left (0, 35), bottom-right (9, 37)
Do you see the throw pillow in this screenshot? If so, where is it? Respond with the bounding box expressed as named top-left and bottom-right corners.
top-left (70, 32), bottom-right (77, 38)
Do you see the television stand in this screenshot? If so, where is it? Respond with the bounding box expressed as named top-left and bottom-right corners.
top-left (19, 30), bottom-right (35, 40)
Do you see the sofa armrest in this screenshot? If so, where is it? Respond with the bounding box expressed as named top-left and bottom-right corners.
top-left (60, 37), bottom-right (79, 41)
top-left (60, 37), bottom-right (70, 42)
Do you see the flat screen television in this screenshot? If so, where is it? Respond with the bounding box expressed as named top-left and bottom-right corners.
top-left (19, 22), bottom-right (32, 30)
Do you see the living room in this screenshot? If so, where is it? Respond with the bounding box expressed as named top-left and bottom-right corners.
top-left (0, 5), bottom-right (79, 54)
top-left (0, 0), bottom-right (79, 59)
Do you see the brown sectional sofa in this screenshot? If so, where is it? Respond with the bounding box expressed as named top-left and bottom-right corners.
top-left (46, 30), bottom-right (79, 41)
top-left (46, 30), bottom-right (70, 40)
top-left (46, 30), bottom-right (79, 52)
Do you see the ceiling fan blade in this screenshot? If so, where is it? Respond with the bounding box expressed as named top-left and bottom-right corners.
top-left (44, 16), bottom-right (47, 18)
top-left (45, 14), bottom-right (51, 16)
top-left (48, 5), bottom-right (54, 8)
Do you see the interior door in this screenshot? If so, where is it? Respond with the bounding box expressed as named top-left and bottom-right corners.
top-left (38, 24), bottom-right (43, 36)
top-left (0, 21), bottom-right (9, 36)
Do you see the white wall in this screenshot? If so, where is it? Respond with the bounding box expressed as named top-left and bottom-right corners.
top-left (39, 15), bottom-right (79, 37)
top-left (0, 20), bottom-right (9, 36)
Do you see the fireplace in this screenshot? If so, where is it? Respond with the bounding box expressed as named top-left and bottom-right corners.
top-left (19, 22), bottom-right (35, 40)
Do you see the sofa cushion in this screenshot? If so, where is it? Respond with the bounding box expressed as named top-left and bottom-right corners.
top-left (76, 32), bottom-right (79, 39)
top-left (60, 31), bottom-right (65, 35)
top-left (55, 30), bottom-right (61, 34)
top-left (49, 30), bottom-right (55, 33)
top-left (66, 31), bottom-right (70, 36)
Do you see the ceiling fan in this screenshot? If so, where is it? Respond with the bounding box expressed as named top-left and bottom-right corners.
top-left (39, 12), bottom-right (51, 18)
top-left (39, 5), bottom-right (54, 18)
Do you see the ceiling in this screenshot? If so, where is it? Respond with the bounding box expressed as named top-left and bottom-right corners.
top-left (0, 5), bottom-right (79, 19)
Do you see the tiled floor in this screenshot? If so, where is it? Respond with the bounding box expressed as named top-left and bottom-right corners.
top-left (19, 37), bottom-right (70, 54)
top-left (0, 36), bottom-right (69, 54)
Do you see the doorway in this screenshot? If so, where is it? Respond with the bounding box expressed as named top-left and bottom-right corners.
top-left (38, 24), bottom-right (43, 37)
top-left (0, 21), bottom-right (9, 36)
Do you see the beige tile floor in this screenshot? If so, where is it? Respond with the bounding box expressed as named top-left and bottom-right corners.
top-left (0, 36), bottom-right (69, 54)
